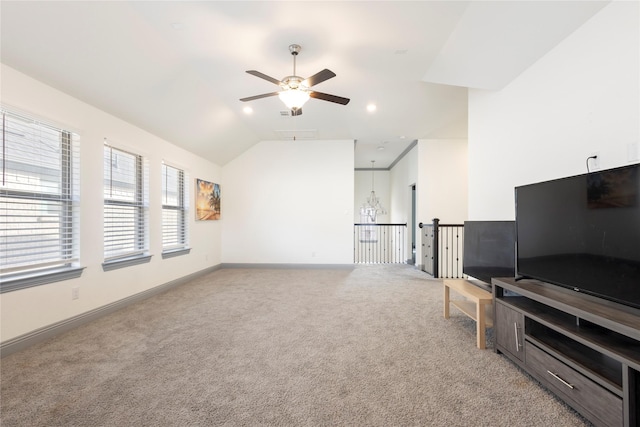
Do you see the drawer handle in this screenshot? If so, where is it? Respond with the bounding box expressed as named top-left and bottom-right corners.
top-left (514, 323), bottom-right (522, 352)
top-left (547, 370), bottom-right (575, 390)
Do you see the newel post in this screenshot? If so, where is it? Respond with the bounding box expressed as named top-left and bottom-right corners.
top-left (432, 218), bottom-right (440, 278)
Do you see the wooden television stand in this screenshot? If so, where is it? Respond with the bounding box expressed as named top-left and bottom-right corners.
top-left (493, 277), bottom-right (640, 427)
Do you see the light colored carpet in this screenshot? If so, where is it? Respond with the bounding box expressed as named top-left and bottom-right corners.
top-left (1, 265), bottom-right (589, 426)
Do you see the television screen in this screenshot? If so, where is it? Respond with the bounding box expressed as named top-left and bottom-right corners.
top-left (463, 221), bottom-right (516, 287)
top-left (515, 163), bottom-right (640, 309)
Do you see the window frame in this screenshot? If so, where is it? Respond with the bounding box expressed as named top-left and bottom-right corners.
top-left (161, 163), bottom-right (190, 258)
top-left (102, 144), bottom-right (151, 271)
top-left (0, 109), bottom-right (83, 293)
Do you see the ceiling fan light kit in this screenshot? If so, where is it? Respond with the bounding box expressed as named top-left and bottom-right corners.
top-left (240, 44), bottom-right (350, 115)
top-left (278, 88), bottom-right (310, 110)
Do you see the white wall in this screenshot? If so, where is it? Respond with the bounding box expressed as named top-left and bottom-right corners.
top-left (468, 2), bottom-right (640, 220)
top-left (0, 65), bottom-right (222, 342)
top-left (389, 147), bottom-right (418, 225)
top-left (389, 146), bottom-right (418, 262)
top-left (221, 139), bottom-right (354, 264)
top-left (354, 169), bottom-right (390, 223)
top-left (386, 140), bottom-right (468, 268)
top-left (417, 139), bottom-right (468, 225)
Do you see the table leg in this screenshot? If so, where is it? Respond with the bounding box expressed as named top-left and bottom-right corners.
top-left (476, 302), bottom-right (486, 349)
top-left (444, 285), bottom-right (450, 319)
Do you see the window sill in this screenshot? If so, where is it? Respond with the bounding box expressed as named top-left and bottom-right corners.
top-left (1, 266), bottom-right (85, 293)
top-left (162, 248), bottom-right (191, 259)
top-left (102, 254), bottom-right (152, 272)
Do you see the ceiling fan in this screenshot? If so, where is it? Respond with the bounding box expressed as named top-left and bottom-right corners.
top-left (240, 44), bottom-right (350, 116)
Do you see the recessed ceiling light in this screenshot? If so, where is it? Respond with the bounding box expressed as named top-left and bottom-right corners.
top-left (377, 146), bottom-right (385, 151)
top-left (366, 103), bottom-right (377, 113)
top-left (243, 106), bottom-right (253, 114)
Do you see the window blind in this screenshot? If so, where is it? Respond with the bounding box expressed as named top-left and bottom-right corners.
top-left (162, 163), bottom-right (189, 251)
top-left (0, 110), bottom-right (80, 275)
top-left (103, 145), bottom-right (148, 261)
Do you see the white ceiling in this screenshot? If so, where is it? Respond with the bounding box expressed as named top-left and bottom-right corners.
top-left (0, 1), bottom-right (608, 169)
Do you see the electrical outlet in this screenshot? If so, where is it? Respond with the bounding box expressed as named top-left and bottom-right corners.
top-left (72, 287), bottom-right (79, 300)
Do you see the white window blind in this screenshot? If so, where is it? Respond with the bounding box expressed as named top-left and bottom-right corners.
top-left (0, 110), bottom-right (80, 275)
top-left (162, 163), bottom-right (189, 252)
top-left (103, 145), bottom-right (149, 261)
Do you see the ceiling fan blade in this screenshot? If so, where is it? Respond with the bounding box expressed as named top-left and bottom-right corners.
top-left (239, 92), bottom-right (280, 102)
top-left (309, 91), bottom-right (350, 105)
top-left (246, 70), bottom-right (282, 86)
top-left (302, 69), bottom-right (336, 87)
top-left (291, 108), bottom-right (303, 116)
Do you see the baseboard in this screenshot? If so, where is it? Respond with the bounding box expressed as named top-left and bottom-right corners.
top-left (0, 264), bottom-right (222, 358)
top-left (220, 263), bottom-right (355, 270)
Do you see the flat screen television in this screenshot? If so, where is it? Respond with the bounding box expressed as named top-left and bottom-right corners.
top-left (515, 163), bottom-right (640, 310)
top-left (463, 221), bottom-right (516, 289)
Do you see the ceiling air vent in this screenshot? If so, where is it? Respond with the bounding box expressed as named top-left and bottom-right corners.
top-left (274, 129), bottom-right (317, 140)
top-left (280, 110), bottom-right (290, 116)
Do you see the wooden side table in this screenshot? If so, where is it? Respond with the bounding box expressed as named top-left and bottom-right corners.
top-left (443, 279), bottom-right (493, 349)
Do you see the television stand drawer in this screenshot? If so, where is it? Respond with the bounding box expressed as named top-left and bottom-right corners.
top-left (525, 342), bottom-right (623, 427)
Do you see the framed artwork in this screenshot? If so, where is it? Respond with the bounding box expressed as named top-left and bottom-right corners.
top-left (196, 178), bottom-right (221, 220)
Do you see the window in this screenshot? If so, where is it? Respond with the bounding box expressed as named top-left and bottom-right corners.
top-left (161, 163), bottom-right (190, 258)
top-left (0, 110), bottom-right (82, 292)
top-left (103, 144), bottom-right (150, 270)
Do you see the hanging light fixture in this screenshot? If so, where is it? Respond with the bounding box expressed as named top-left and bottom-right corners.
top-left (361, 160), bottom-right (387, 222)
top-left (277, 45), bottom-right (310, 112)
top-left (240, 43), bottom-right (350, 115)
top-left (278, 85), bottom-right (310, 110)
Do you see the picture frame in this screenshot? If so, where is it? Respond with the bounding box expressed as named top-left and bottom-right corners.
top-left (196, 178), bottom-right (221, 220)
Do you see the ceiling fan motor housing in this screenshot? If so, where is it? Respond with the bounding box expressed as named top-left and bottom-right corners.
top-left (289, 44), bottom-right (301, 55)
top-left (281, 76), bottom-right (305, 90)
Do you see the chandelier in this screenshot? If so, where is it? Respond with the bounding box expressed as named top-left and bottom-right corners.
top-left (361, 160), bottom-right (387, 222)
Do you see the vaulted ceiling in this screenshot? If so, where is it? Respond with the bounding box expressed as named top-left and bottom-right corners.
top-left (0, 1), bottom-right (608, 168)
